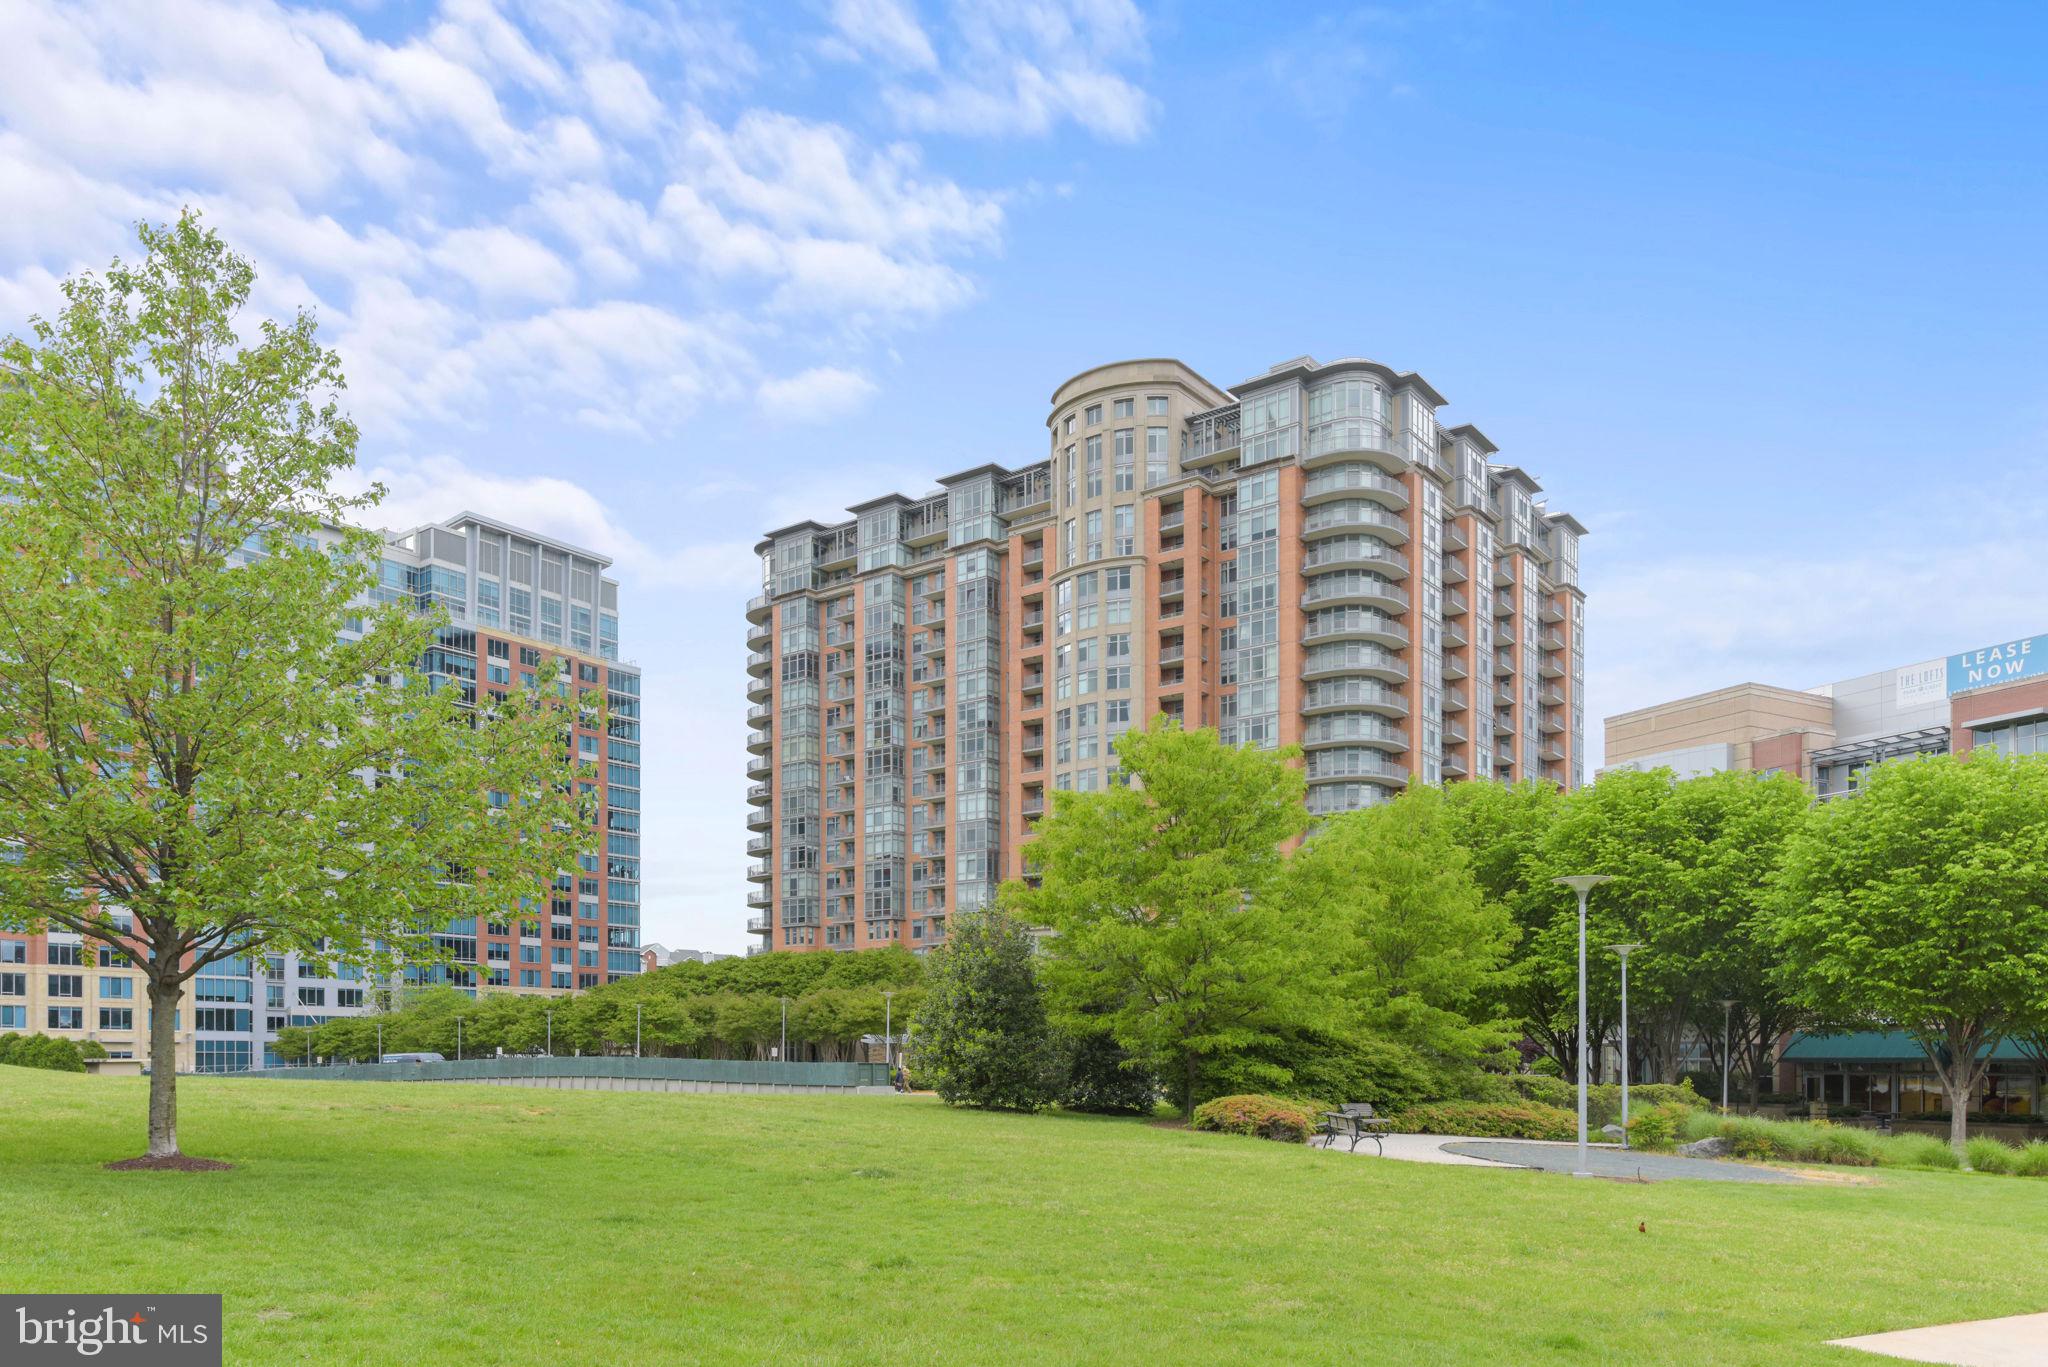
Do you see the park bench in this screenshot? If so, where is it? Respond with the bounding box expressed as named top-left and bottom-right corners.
top-left (1317, 1103), bottom-right (1390, 1155)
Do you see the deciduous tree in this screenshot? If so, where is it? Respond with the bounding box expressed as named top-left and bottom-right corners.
top-left (1008, 720), bottom-right (1311, 1114)
top-left (1772, 751), bottom-right (2048, 1155)
top-left (0, 216), bottom-right (593, 1164)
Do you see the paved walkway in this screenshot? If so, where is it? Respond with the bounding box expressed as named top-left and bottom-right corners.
top-left (1312, 1132), bottom-right (1502, 1166)
top-left (1315, 1133), bottom-right (1812, 1184)
top-left (1441, 1140), bottom-right (1812, 1183)
top-left (1829, 1312), bottom-right (2048, 1365)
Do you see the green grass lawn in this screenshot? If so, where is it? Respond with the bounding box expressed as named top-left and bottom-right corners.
top-left (4, 1069), bottom-right (2045, 1365)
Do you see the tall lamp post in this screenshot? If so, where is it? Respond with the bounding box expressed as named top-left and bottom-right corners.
top-left (1554, 875), bottom-right (1614, 1178)
top-left (1718, 998), bottom-right (1739, 1113)
top-left (883, 989), bottom-right (896, 1071)
top-left (1609, 943), bottom-right (1645, 1148)
top-left (455, 1015), bottom-right (464, 1063)
top-left (375, 1022), bottom-right (383, 1064)
top-left (545, 1009), bottom-right (553, 1058)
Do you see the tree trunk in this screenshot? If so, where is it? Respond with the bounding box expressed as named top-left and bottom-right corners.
top-left (1948, 1078), bottom-right (1970, 1158)
top-left (147, 975), bottom-right (181, 1158)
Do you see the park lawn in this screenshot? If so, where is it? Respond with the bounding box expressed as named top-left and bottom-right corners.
top-left (2, 1070), bottom-right (2045, 1366)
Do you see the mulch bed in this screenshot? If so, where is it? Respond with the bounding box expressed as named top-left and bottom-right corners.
top-left (104, 1154), bottom-right (234, 1172)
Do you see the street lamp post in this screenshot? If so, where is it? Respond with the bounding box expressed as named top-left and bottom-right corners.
top-left (376, 1022), bottom-right (383, 1064)
top-left (1718, 999), bottom-right (1739, 1113)
top-left (883, 989), bottom-right (895, 1070)
top-left (779, 996), bottom-right (789, 1065)
top-left (1609, 943), bottom-right (1645, 1148)
top-left (1554, 875), bottom-right (1614, 1178)
top-left (545, 1009), bottom-right (553, 1058)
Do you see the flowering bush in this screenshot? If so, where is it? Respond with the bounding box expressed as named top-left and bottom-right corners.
top-left (1190, 1094), bottom-right (1317, 1143)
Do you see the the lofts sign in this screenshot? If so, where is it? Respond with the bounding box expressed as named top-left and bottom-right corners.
top-left (1948, 634), bottom-right (2048, 695)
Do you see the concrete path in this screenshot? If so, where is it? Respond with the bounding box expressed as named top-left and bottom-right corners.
top-left (1315, 1133), bottom-right (1813, 1184)
top-left (1312, 1132), bottom-right (1504, 1166)
top-left (1829, 1312), bottom-right (2048, 1365)
top-left (1442, 1140), bottom-right (1813, 1184)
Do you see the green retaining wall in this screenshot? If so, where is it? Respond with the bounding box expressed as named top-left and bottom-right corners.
top-left (235, 1057), bottom-right (889, 1088)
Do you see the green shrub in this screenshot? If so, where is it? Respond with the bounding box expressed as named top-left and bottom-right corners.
top-left (1679, 1109), bottom-right (1724, 1143)
top-left (1203, 1030), bottom-right (1439, 1114)
top-left (0, 1033), bottom-right (90, 1073)
top-left (1805, 1125), bottom-right (1880, 1167)
top-left (1506, 1074), bottom-right (1573, 1112)
top-left (1874, 1133), bottom-right (1960, 1170)
top-left (1058, 1031), bottom-right (1157, 1115)
top-left (1391, 1101), bottom-right (1578, 1141)
top-left (1966, 1136), bottom-right (2018, 1174)
top-left (1625, 1104), bottom-right (1691, 1152)
top-left (2013, 1142), bottom-right (2048, 1177)
top-left (1190, 1094), bottom-right (1317, 1143)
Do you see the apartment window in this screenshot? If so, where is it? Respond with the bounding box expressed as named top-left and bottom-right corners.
top-left (298, 986), bottom-right (325, 1007)
top-left (48, 1006), bottom-right (83, 1030)
top-left (47, 943), bottom-right (82, 966)
top-left (1085, 435), bottom-right (1103, 496)
top-left (1146, 427), bottom-right (1169, 486)
top-left (1113, 438), bottom-right (1134, 492)
top-left (1106, 666), bottom-right (1131, 692)
top-left (1085, 403), bottom-right (1102, 425)
top-left (1063, 518), bottom-right (1076, 567)
top-left (0, 972), bottom-right (19, 997)
top-left (0, 939), bottom-right (22, 964)
top-left (1064, 414), bottom-right (1075, 435)
top-left (1086, 510), bottom-right (1102, 561)
top-left (48, 974), bottom-right (82, 999)
top-left (337, 988), bottom-right (364, 1009)
top-left (99, 1007), bottom-right (133, 1031)
top-left (1113, 397), bottom-right (1134, 418)
top-left (99, 976), bottom-right (133, 999)
top-left (1113, 504), bottom-right (1135, 556)
top-left (1148, 396), bottom-right (1169, 416)
top-left (0, 1006), bottom-right (23, 1029)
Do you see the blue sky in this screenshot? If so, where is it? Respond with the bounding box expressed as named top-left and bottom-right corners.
top-left (4, 1), bottom-right (2044, 953)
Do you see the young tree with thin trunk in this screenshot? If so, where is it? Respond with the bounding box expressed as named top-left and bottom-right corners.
top-left (1007, 720), bottom-right (1311, 1116)
top-left (1772, 751), bottom-right (2048, 1157)
top-left (0, 215), bottom-right (595, 1166)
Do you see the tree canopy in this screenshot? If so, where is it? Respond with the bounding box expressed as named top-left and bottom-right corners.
top-left (0, 215), bottom-right (594, 1162)
top-left (1771, 751), bottom-right (2048, 1153)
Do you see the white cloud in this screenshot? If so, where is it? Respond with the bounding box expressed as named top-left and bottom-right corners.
top-left (821, 0), bottom-right (938, 71)
top-left (880, 0), bottom-right (1156, 142)
top-left (580, 58), bottom-right (662, 136)
top-left (430, 225), bottom-right (576, 303)
top-left (757, 365), bottom-right (878, 421)
top-left (0, 0), bottom-right (1029, 441)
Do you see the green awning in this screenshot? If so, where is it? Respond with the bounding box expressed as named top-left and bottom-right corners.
top-left (1781, 1030), bottom-right (2041, 1063)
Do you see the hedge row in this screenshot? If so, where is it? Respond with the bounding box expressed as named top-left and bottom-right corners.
top-left (0, 1033), bottom-right (108, 1072)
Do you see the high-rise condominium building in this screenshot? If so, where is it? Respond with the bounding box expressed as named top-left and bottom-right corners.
top-left (746, 356), bottom-right (1589, 955)
top-left (3, 511), bottom-right (641, 1072)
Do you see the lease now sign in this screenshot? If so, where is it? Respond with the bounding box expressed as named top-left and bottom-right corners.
top-left (1948, 634), bottom-right (2048, 694)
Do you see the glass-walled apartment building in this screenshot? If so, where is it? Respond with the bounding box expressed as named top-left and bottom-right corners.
top-left (1, 512), bottom-right (640, 1072)
top-left (747, 356), bottom-right (1589, 955)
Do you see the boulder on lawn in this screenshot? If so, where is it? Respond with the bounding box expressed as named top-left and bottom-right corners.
top-left (1600, 1124), bottom-right (1626, 1140)
top-left (1677, 1136), bottom-right (1732, 1159)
